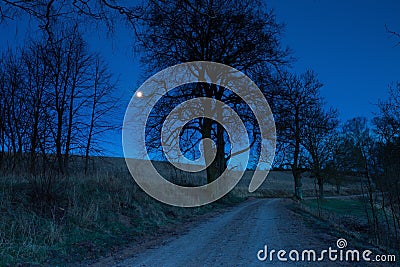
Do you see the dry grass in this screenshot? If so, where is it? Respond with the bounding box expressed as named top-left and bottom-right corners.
top-left (0, 165), bottom-right (244, 266)
top-left (0, 159), bottom-right (364, 265)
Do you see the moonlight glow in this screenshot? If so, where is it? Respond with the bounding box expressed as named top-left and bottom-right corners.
top-left (136, 91), bottom-right (143, 98)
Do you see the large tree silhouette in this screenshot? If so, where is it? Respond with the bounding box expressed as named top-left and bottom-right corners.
top-left (137, 0), bottom-right (290, 183)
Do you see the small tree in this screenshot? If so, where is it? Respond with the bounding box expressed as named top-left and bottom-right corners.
top-left (343, 117), bottom-right (380, 240)
top-left (83, 56), bottom-right (118, 174)
top-left (274, 70), bottom-right (328, 199)
top-left (301, 106), bottom-right (338, 198)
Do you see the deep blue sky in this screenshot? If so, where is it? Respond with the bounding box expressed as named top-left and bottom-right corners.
top-left (269, 0), bottom-right (400, 120)
top-left (1, 1), bottom-right (400, 156)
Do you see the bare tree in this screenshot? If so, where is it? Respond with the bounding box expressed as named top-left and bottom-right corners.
top-left (83, 56), bottom-right (118, 174)
top-left (372, 83), bottom-right (400, 246)
top-left (0, 24), bottom-right (118, 179)
top-left (137, 0), bottom-right (290, 183)
top-left (343, 117), bottom-right (380, 241)
top-left (0, 49), bottom-right (29, 170)
top-left (274, 70), bottom-right (328, 199)
top-left (301, 106), bottom-right (338, 198)
top-left (374, 83), bottom-right (400, 143)
top-left (22, 41), bottom-right (50, 173)
top-left (0, 0), bottom-right (144, 40)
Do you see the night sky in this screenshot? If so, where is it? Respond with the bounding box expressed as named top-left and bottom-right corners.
top-left (1, 0), bottom-right (400, 156)
top-left (269, 0), bottom-right (400, 120)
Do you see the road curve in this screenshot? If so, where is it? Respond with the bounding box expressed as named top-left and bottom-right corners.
top-left (94, 198), bottom-right (387, 267)
top-left (114, 199), bottom-right (285, 266)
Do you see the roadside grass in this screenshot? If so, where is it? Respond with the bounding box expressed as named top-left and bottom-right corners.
top-left (0, 168), bottom-right (245, 266)
top-left (302, 197), bottom-right (396, 228)
top-left (287, 200), bottom-right (399, 266)
top-left (301, 197), bottom-right (375, 238)
top-left (299, 197), bottom-right (399, 255)
top-left (303, 198), bottom-right (367, 217)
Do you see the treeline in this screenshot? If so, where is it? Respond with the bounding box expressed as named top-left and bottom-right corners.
top-left (0, 25), bottom-right (117, 177)
top-left (274, 78), bottom-right (400, 247)
top-left (354, 85), bottom-right (400, 247)
top-left (299, 87), bottom-right (400, 248)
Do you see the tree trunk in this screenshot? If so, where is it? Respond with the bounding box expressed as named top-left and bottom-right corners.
top-left (203, 118), bottom-right (216, 184)
top-left (317, 176), bottom-right (324, 198)
top-left (0, 124), bottom-right (4, 169)
top-left (85, 73), bottom-right (97, 175)
top-left (65, 71), bottom-right (77, 171)
top-left (30, 101), bottom-right (40, 174)
top-left (215, 107), bottom-right (226, 176)
top-left (365, 169), bottom-right (380, 243)
top-left (293, 107), bottom-right (302, 199)
top-left (56, 110), bottom-right (64, 174)
top-left (293, 169), bottom-right (303, 200)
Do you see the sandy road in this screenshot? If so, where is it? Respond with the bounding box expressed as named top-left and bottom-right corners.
top-left (99, 198), bottom-right (380, 267)
top-left (116, 199), bottom-right (285, 266)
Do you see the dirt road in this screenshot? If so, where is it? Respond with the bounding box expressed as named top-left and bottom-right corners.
top-left (89, 198), bottom-right (393, 267)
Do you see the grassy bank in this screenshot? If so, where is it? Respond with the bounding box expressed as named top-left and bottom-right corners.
top-left (0, 167), bottom-right (245, 266)
top-left (299, 197), bottom-right (400, 254)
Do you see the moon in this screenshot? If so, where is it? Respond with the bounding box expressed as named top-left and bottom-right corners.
top-left (136, 91), bottom-right (143, 98)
